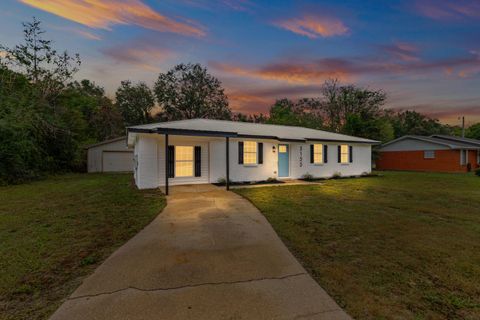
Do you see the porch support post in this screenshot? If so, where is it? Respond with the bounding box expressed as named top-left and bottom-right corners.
top-left (165, 133), bottom-right (169, 195)
top-left (226, 136), bottom-right (230, 191)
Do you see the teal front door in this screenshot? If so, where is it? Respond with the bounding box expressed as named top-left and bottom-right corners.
top-left (278, 144), bottom-right (289, 177)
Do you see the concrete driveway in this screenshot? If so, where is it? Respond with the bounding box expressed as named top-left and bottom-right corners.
top-left (50, 184), bottom-right (350, 320)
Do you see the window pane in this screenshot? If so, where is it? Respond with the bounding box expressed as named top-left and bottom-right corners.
top-left (176, 161), bottom-right (193, 177)
top-left (313, 144), bottom-right (323, 164)
top-left (279, 145), bottom-right (287, 153)
top-left (340, 144), bottom-right (349, 164)
top-left (243, 141), bottom-right (257, 164)
top-left (424, 150), bottom-right (435, 159)
top-left (176, 146), bottom-right (193, 161)
top-left (175, 146), bottom-right (193, 177)
top-left (244, 152), bottom-right (257, 164)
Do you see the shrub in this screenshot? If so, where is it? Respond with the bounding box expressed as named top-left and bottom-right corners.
top-left (475, 168), bottom-right (480, 177)
top-left (216, 177), bottom-right (233, 185)
top-left (266, 177), bottom-right (278, 183)
top-left (332, 172), bottom-right (342, 179)
top-left (301, 173), bottom-right (315, 181)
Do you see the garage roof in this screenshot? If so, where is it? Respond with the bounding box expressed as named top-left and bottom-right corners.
top-left (127, 119), bottom-right (379, 146)
top-left (85, 136), bottom-right (126, 149)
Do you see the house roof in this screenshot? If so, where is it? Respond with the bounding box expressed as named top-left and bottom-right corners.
top-left (380, 135), bottom-right (480, 150)
top-left (127, 119), bottom-right (379, 145)
top-left (430, 134), bottom-right (480, 147)
top-left (85, 136), bottom-right (126, 149)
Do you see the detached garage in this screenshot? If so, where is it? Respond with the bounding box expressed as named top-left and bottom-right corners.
top-left (86, 137), bottom-right (133, 173)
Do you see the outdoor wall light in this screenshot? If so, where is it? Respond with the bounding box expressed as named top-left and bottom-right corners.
top-left (272, 146), bottom-right (276, 153)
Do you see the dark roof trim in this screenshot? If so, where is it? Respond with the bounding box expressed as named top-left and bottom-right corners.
top-left (85, 136), bottom-right (126, 149)
top-left (127, 128), bottom-right (156, 133)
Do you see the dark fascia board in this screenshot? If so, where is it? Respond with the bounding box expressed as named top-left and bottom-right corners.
top-left (127, 128), bottom-right (156, 133)
top-left (306, 138), bottom-right (380, 144)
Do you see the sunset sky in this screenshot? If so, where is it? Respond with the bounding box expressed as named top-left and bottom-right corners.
top-left (1, 0), bottom-right (479, 125)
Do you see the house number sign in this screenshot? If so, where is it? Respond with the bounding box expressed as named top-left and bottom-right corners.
top-left (299, 146), bottom-right (303, 167)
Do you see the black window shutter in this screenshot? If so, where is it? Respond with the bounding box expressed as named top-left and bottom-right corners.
top-left (194, 146), bottom-right (201, 177)
top-left (323, 145), bottom-right (328, 163)
top-left (349, 146), bottom-right (353, 163)
top-left (238, 141), bottom-right (244, 164)
top-left (310, 145), bottom-right (314, 163)
top-left (337, 145), bottom-right (341, 163)
top-left (258, 143), bottom-right (263, 164)
top-left (167, 145), bottom-right (175, 178)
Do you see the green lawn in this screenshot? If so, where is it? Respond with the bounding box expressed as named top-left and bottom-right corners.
top-left (0, 173), bottom-right (165, 320)
top-left (235, 171), bottom-right (480, 320)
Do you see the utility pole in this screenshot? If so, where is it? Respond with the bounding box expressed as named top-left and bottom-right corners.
top-left (461, 116), bottom-right (465, 138)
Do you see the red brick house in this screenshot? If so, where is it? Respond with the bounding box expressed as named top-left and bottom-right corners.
top-left (376, 135), bottom-right (480, 173)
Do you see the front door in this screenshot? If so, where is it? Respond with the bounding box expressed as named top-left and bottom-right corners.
top-left (278, 144), bottom-right (289, 177)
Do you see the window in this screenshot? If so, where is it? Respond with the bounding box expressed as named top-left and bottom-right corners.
top-left (279, 145), bottom-right (287, 153)
top-left (340, 144), bottom-right (349, 164)
top-left (175, 146), bottom-right (194, 177)
top-left (313, 144), bottom-right (323, 164)
top-left (460, 149), bottom-right (468, 165)
top-left (424, 150), bottom-right (435, 159)
top-left (243, 141), bottom-right (257, 164)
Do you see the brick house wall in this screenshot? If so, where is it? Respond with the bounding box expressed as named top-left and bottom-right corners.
top-left (469, 150), bottom-right (480, 170)
top-left (376, 150), bottom-right (473, 172)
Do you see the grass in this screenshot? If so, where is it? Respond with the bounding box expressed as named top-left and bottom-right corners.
top-left (235, 171), bottom-right (480, 320)
top-left (0, 173), bottom-right (166, 320)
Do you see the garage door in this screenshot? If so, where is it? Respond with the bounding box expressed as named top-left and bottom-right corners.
top-left (102, 151), bottom-right (133, 172)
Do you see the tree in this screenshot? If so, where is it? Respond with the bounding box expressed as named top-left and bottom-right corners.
top-left (343, 114), bottom-right (394, 142)
top-left (267, 98), bottom-right (323, 129)
top-left (1, 17), bottom-right (80, 99)
top-left (232, 112), bottom-right (267, 123)
top-left (319, 79), bottom-right (386, 133)
top-left (154, 63), bottom-right (231, 120)
top-left (116, 80), bottom-right (155, 126)
top-left (90, 102), bottom-right (124, 141)
top-left (388, 110), bottom-right (450, 138)
top-left (466, 123), bottom-right (480, 140)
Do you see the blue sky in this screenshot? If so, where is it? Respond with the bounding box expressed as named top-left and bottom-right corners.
top-left (1, 0), bottom-right (479, 125)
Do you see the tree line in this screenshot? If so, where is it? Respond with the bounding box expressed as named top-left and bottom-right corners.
top-left (1, 18), bottom-right (478, 184)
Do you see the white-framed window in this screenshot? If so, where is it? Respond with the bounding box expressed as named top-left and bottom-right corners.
top-left (313, 144), bottom-right (323, 164)
top-left (460, 149), bottom-right (468, 165)
top-left (243, 141), bottom-right (257, 165)
top-left (175, 146), bottom-right (194, 177)
top-left (340, 144), bottom-right (349, 164)
top-left (424, 150), bottom-right (435, 159)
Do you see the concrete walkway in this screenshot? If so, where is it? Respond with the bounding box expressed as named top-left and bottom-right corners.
top-left (50, 184), bottom-right (350, 320)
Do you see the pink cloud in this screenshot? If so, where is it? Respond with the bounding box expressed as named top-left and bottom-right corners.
top-left (415, 0), bottom-right (480, 20)
top-left (382, 42), bottom-right (420, 62)
top-left (102, 42), bottom-right (174, 71)
top-left (19, 0), bottom-right (206, 37)
top-left (274, 15), bottom-right (348, 38)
